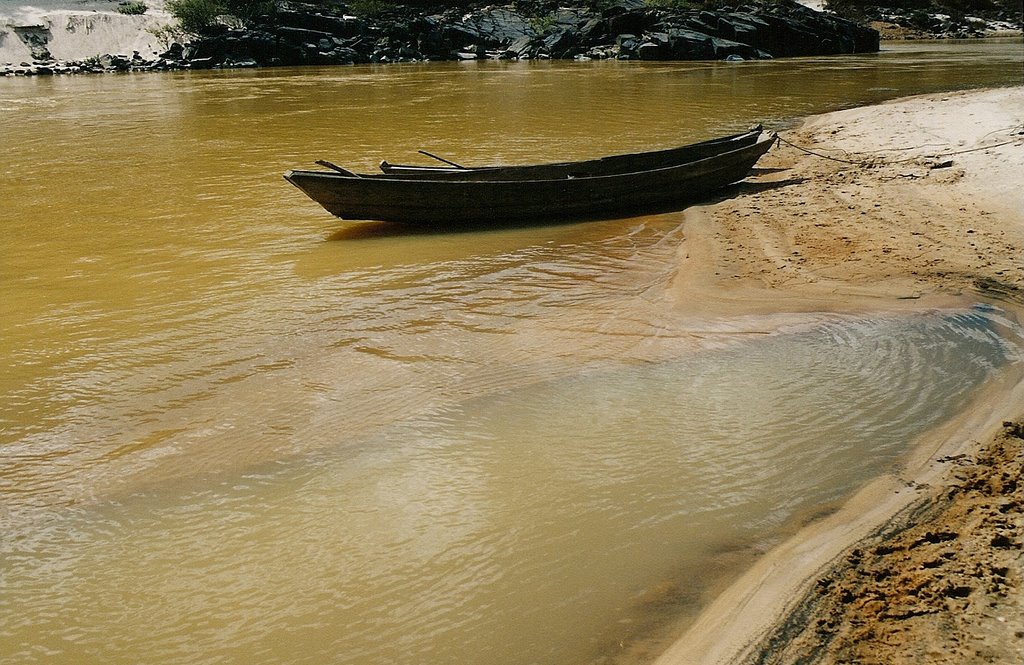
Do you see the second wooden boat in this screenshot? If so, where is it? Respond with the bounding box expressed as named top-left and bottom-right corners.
top-left (376, 126), bottom-right (764, 180)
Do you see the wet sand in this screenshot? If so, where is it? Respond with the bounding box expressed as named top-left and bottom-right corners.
top-left (655, 86), bottom-right (1024, 665)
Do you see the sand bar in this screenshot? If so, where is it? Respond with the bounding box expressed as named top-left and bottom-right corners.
top-left (655, 86), bottom-right (1024, 664)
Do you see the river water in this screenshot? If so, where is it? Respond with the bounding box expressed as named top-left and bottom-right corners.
top-left (2, 40), bottom-right (1023, 665)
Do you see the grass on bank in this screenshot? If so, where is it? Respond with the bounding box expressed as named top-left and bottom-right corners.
top-left (165, 0), bottom-right (274, 33)
top-left (117, 1), bottom-right (148, 14)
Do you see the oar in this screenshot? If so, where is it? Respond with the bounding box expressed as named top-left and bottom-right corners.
top-left (316, 160), bottom-right (360, 177)
top-left (417, 150), bottom-right (466, 169)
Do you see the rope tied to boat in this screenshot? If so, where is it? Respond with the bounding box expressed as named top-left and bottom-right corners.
top-left (773, 126), bottom-right (1024, 168)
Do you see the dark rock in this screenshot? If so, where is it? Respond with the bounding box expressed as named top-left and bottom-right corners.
top-left (461, 7), bottom-right (537, 47)
top-left (718, 14), bottom-right (766, 47)
top-left (636, 39), bottom-right (665, 60)
top-left (442, 23), bottom-right (483, 47)
top-left (667, 29), bottom-right (714, 59)
top-left (608, 9), bottom-right (651, 37)
top-left (552, 7), bottom-right (594, 29)
top-left (277, 25), bottom-right (335, 45)
top-left (97, 54), bottom-right (132, 71)
top-left (161, 43), bottom-right (185, 60)
top-left (711, 36), bottom-right (759, 60)
top-left (183, 38), bottom-right (224, 62)
top-left (681, 17), bottom-right (717, 35)
top-left (505, 34), bottom-right (535, 58)
top-left (412, 16), bottom-right (446, 58)
top-left (579, 17), bottom-right (607, 44)
top-left (616, 33), bottom-right (639, 56)
top-left (335, 47), bottom-right (362, 63)
top-left (543, 28), bottom-right (578, 58)
top-left (276, 10), bottom-right (365, 37)
top-left (397, 45), bottom-right (420, 59)
top-left (756, 12), bottom-right (822, 57)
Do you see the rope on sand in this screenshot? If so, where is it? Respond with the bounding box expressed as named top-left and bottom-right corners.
top-left (774, 127), bottom-right (1024, 167)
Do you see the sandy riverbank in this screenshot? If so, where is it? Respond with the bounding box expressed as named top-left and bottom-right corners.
top-left (654, 86), bottom-right (1024, 664)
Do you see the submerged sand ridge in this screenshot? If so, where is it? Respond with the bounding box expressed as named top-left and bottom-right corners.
top-left (655, 86), bottom-right (1024, 665)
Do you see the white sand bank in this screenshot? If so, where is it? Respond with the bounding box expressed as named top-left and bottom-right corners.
top-left (0, 3), bottom-right (170, 63)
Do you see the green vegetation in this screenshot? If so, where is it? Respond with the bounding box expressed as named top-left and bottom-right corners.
top-left (166, 0), bottom-right (221, 33)
top-left (528, 14), bottom-right (557, 31)
top-left (117, 1), bottom-right (148, 14)
top-left (166, 0), bottom-right (275, 34)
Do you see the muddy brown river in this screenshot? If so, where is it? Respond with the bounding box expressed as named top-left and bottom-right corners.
top-left (2, 40), bottom-right (1022, 665)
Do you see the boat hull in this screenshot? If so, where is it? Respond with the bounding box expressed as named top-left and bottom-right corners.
top-left (285, 133), bottom-right (774, 226)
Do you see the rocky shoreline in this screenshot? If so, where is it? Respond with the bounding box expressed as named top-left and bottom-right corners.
top-left (2, 0), bottom-right (880, 75)
top-left (865, 5), bottom-right (1022, 40)
top-left (5, 0), bottom-right (1019, 78)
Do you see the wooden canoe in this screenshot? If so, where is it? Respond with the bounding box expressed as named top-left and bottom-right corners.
top-left (377, 125), bottom-right (763, 180)
top-left (284, 130), bottom-right (775, 226)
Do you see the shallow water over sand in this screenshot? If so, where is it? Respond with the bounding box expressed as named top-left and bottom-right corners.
top-left (3, 309), bottom-right (1022, 665)
top-left (2, 41), bottom-right (1023, 664)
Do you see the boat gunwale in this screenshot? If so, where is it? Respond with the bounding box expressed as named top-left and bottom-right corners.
top-left (284, 132), bottom-right (776, 188)
top-left (374, 125), bottom-right (764, 178)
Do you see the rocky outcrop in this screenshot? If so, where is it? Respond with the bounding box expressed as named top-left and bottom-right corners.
top-left (1, 0), bottom-right (880, 75)
top-left (194, 0), bottom-right (878, 66)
